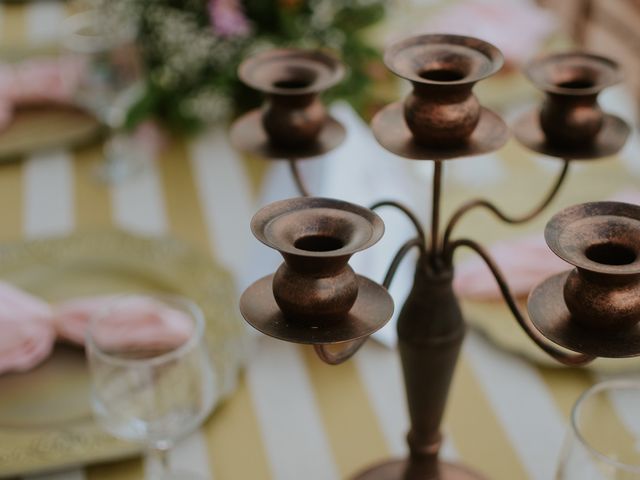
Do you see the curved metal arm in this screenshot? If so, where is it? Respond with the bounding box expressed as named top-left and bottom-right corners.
top-left (288, 158), bottom-right (311, 197)
top-left (383, 237), bottom-right (424, 289)
top-left (314, 340), bottom-right (367, 365)
top-left (314, 237), bottom-right (424, 366)
top-left (370, 200), bottom-right (426, 247)
top-left (447, 237), bottom-right (594, 367)
top-left (442, 159), bottom-right (570, 252)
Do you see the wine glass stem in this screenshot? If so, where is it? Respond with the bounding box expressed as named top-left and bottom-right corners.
top-left (148, 445), bottom-right (171, 478)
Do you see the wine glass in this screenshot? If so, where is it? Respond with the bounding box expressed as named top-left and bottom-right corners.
top-left (86, 295), bottom-right (216, 480)
top-left (61, 10), bottom-right (145, 184)
top-left (556, 379), bottom-right (640, 479)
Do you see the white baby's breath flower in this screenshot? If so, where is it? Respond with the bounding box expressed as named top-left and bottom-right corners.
top-left (181, 88), bottom-right (232, 123)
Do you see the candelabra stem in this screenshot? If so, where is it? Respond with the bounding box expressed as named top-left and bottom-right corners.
top-left (431, 161), bottom-right (443, 270)
top-left (288, 158), bottom-right (311, 196)
top-left (397, 257), bottom-right (466, 479)
top-left (442, 159), bottom-right (570, 251)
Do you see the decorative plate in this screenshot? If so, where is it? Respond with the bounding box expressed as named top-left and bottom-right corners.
top-left (462, 298), bottom-right (639, 372)
top-left (0, 230), bottom-right (247, 478)
top-left (0, 104), bottom-right (104, 162)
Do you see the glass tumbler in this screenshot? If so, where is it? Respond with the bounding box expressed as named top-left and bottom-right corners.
top-left (86, 295), bottom-right (216, 479)
top-left (556, 379), bottom-right (640, 479)
top-left (62, 10), bottom-right (145, 184)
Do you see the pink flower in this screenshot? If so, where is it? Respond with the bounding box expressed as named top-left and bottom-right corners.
top-left (208, 0), bottom-right (251, 38)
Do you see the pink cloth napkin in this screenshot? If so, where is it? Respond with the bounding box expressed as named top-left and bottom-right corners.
top-left (0, 283), bottom-right (55, 374)
top-left (0, 57), bottom-right (85, 131)
top-left (54, 295), bottom-right (194, 352)
top-left (0, 284), bottom-right (195, 375)
top-left (453, 236), bottom-right (569, 300)
top-left (454, 191), bottom-right (640, 301)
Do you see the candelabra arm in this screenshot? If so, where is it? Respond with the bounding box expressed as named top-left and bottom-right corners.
top-left (383, 237), bottom-right (424, 289)
top-left (288, 158), bottom-right (312, 197)
top-left (442, 159), bottom-right (570, 251)
top-left (313, 237), bottom-right (424, 366)
top-left (370, 200), bottom-right (426, 247)
top-left (447, 237), bottom-right (595, 367)
top-left (313, 340), bottom-right (367, 365)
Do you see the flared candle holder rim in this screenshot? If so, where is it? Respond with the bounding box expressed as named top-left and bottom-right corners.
top-left (525, 51), bottom-right (622, 97)
top-left (383, 33), bottom-right (504, 86)
top-left (569, 378), bottom-right (640, 474)
top-left (250, 197), bottom-right (385, 258)
top-left (545, 201), bottom-right (640, 275)
top-left (238, 48), bottom-right (345, 96)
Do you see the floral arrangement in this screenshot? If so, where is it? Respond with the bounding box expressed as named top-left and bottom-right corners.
top-left (90, 0), bottom-right (386, 133)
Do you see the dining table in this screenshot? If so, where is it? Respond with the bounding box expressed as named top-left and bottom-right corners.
top-left (1, 2), bottom-right (640, 480)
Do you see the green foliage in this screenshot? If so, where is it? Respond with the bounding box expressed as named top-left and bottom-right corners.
top-left (112, 0), bottom-right (386, 134)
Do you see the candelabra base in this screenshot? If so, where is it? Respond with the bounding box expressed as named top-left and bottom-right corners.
top-left (352, 459), bottom-right (486, 480)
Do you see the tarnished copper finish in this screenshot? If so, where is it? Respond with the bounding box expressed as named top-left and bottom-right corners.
top-left (384, 34), bottom-right (503, 148)
top-left (240, 274), bottom-right (393, 344)
top-left (526, 52), bottom-right (620, 146)
top-left (512, 109), bottom-right (629, 160)
top-left (353, 459), bottom-right (486, 480)
top-left (251, 197), bottom-right (384, 322)
top-left (545, 202), bottom-right (640, 331)
top-left (239, 197), bottom-right (394, 344)
top-left (230, 108), bottom-right (346, 160)
top-left (528, 202), bottom-right (640, 358)
top-left (528, 272), bottom-right (640, 358)
top-left (394, 263), bottom-right (468, 480)
top-left (513, 52), bottom-right (629, 159)
top-left (371, 102), bottom-right (508, 160)
top-left (237, 48), bottom-right (344, 149)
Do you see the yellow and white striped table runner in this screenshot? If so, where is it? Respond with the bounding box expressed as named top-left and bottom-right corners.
top-left (1, 3), bottom-right (638, 480)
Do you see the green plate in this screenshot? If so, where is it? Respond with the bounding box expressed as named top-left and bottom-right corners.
top-left (0, 230), bottom-right (247, 478)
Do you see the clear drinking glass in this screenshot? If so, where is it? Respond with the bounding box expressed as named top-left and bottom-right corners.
top-left (86, 295), bottom-right (216, 480)
top-left (556, 379), bottom-right (640, 479)
top-left (62, 10), bottom-right (145, 183)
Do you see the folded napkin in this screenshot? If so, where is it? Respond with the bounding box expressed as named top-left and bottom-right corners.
top-left (0, 285), bottom-right (195, 375)
top-left (454, 235), bottom-right (569, 300)
top-left (0, 283), bottom-right (55, 374)
top-left (0, 57), bottom-right (85, 131)
top-left (54, 295), bottom-right (194, 352)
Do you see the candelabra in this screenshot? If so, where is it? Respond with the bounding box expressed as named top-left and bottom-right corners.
top-left (230, 34), bottom-right (638, 480)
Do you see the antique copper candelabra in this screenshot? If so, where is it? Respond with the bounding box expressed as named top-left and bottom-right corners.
top-left (230, 34), bottom-right (638, 480)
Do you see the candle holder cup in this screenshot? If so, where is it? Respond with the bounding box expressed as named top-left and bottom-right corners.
top-left (529, 202), bottom-right (640, 358)
top-left (240, 197), bottom-right (394, 346)
top-left (514, 52), bottom-right (629, 160)
top-left (231, 49), bottom-right (346, 160)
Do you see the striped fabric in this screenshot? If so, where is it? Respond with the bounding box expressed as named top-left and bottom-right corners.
top-left (2, 3), bottom-right (638, 480)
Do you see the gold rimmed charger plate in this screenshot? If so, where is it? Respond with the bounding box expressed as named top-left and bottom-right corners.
top-left (0, 231), bottom-right (246, 478)
top-left (0, 104), bottom-right (104, 162)
top-left (461, 294), bottom-right (640, 372)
